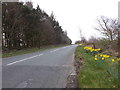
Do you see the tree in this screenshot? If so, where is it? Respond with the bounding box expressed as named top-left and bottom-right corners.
top-left (75, 40), bottom-right (81, 44)
top-left (2, 2), bottom-right (25, 50)
top-left (25, 1), bottom-right (33, 9)
top-left (79, 28), bottom-right (87, 43)
top-left (63, 30), bottom-right (67, 36)
top-left (2, 2), bottom-right (72, 52)
top-left (88, 36), bottom-right (98, 43)
top-left (95, 16), bottom-right (118, 41)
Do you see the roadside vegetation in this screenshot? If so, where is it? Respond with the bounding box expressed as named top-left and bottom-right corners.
top-left (75, 45), bottom-right (119, 88)
top-left (75, 16), bottom-right (119, 88)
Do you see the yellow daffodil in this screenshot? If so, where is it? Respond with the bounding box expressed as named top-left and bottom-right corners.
top-left (79, 44), bottom-right (82, 46)
top-left (97, 48), bottom-right (101, 51)
top-left (90, 49), bottom-right (94, 52)
top-left (94, 58), bottom-right (98, 60)
top-left (100, 55), bottom-right (103, 57)
top-left (103, 55), bottom-right (110, 58)
top-left (84, 47), bottom-right (92, 50)
top-left (102, 58), bottom-right (105, 60)
top-left (84, 47), bottom-right (101, 52)
top-left (94, 48), bottom-right (100, 51)
top-left (112, 59), bottom-right (115, 62)
top-left (95, 55), bottom-right (97, 57)
top-left (117, 58), bottom-right (120, 61)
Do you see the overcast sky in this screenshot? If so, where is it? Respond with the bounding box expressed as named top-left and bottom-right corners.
top-left (22, 0), bottom-right (119, 43)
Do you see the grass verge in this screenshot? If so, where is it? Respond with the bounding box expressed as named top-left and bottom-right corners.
top-left (1, 45), bottom-right (69, 58)
top-left (75, 46), bottom-right (119, 88)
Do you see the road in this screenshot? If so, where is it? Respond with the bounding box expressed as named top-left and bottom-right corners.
top-left (2, 45), bottom-right (77, 88)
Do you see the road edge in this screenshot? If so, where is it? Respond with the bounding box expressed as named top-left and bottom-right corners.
top-left (66, 49), bottom-right (79, 88)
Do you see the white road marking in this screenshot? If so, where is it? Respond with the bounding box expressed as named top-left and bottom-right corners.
top-left (61, 46), bottom-right (71, 49)
top-left (38, 53), bottom-right (43, 56)
top-left (7, 54), bottom-right (44, 66)
top-left (6, 45), bottom-right (72, 66)
top-left (50, 46), bottom-right (71, 53)
top-left (50, 50), bottom-right (54, 52)
top-left (50, 49), bottom-right (59, 53)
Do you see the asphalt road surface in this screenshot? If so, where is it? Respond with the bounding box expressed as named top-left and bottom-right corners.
top-left (2, 45), bottom-right (77, 88)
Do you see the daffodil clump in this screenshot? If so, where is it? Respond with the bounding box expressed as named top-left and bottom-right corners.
top-left (84, 46), bottom-right (119, 62)
top-left (84, 47), bottom-right (101, 52)
top-left (94, 54), bottom-right (110, 62)
top-left (84, 47), bottom-right (101, 55)
top-left (117, 58), bottom-right (120, 61)
top-left (94, 54), bottom-right (120, 62)
top-left (76, 46), bottom-right (118, 87)
top-left (111, 58), bottom-right (120, 62)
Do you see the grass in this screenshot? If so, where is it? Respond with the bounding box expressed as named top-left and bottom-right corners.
top-left (75, 46), bottom-right (119, 88)
top-left (1, 45), bottom-right (69, 58)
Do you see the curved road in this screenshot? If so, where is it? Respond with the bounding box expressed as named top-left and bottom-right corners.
top-left (2, 45), bottom-right (77, 88)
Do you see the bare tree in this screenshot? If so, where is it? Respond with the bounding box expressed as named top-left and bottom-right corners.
top-left (88, 36), bottom-right (98, 43)
top-left (79, 28), bottom-right (86, 43)
top-left (95, 16), bottom-right (118, 41)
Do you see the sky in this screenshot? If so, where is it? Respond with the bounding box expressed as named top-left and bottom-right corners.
top-left (22, 0), bottom-right (119, 43)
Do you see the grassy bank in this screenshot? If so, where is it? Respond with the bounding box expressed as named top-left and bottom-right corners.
top-left (75, 46), bottom-right (119, 88)
top-left (1, 45), bottom-right (69, 58)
